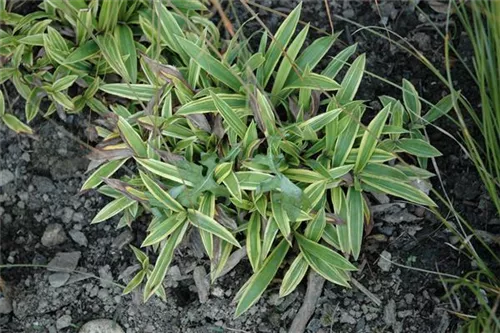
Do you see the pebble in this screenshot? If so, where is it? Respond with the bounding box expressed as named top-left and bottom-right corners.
top-left (112, 230), bottom-right (134, 250)
top-left (32, 175), bottom-right (56, 193)
top-left (378, 250), bottom-right (392, 272)
top-left (41, 223), bottom-right (67, 247)
top-left (48, 251), bottom-right (81, 272)
top-left (0, 169), bottom-right (15, 187)
top-left (61, 207), bottom-right (75, 224)
top-left (69, 230), bottom-right (88, 247)
top-left (339, 312), bottom-right (356, 324)
top-left (79, 319), bottom-right (124, 333)
top-left (49, 272), bottom-right (71, 288)
top-left (0, 296), bottom-right (12, 314)
top-left (383, 299), bottom-right (397, 325)
top-left (56, 314), bottom-right (72, 330)
top-left (99, 265), bottom-right (114, 288)
top-left (193, 266), bottom-right (209, 304)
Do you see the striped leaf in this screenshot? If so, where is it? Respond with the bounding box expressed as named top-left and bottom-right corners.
top-left (347, 188), bottom-right (364, 260)
top-left (336, 54), bottom-right (366, 104)
top-left (211, 91), bottom-right (247, 138)
top-left (235, 239), bottom-right (289, 317)
top-left (279, 254), bottom-right (308, 297)
top-left (100, 84), bottom-right (158, 101)
top-left (246, 211), bottom-right (262, 272)
top-left (117, 116), bottom-right (147, 157)
top-left (188, 209), bottom-right (241, 248)
top-left (139, 171), bottom-right (184, 212)
top-left (81, 159), bottom-right (128, 191)
top-left (91, 195), bottom-right (135, 224)
top-left (142, 213), bottom-right (186, 247)
top-left (136, 158), bottom-right (191, 186)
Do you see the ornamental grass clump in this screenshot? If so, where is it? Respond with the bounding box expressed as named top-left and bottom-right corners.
top-left (0, 1), bottom-right (451, 317)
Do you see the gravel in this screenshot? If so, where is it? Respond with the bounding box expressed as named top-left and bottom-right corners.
top-left (48, 272), bottom-right (70, 288)
top-left (79, 319), bottom-right (124, 333)
top-left (41, 223), bottom-right (67, 247)
top-left (0, 169), bottom-right (15, 187)
top-left (378, 250), bottom-right (392, 272)
top-left (47, 251), bottom-right (81, 272)
top-left (56, 314), bottom-right (72, 330)
top-left (69, 229), bottom-right (88, 247)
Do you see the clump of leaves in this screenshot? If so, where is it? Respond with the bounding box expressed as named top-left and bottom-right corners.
top-left (1, 1), bottom-right (450, 317)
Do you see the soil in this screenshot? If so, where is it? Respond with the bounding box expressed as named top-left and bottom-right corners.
top-left (1, 1), bottom-right (499, 333)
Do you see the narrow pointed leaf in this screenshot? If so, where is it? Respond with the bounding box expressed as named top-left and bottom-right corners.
top-left (91, 196), bottom-right (135, 223)
top-left (139, 171), bottom-right (184, 212)
top-left (188, 209), bottom-right (240, 248)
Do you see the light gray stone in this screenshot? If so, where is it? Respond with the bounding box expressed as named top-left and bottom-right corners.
top-left (0, 170), bottom-right (15, 187)
top-left (79, 319), bottom-right (124, 333)
top-left (69, 229), bottom-right (88, 247)
top-left (378, 250), bottom-right (392, 272)
top-left (41, 223), bottom-right (67, 247)
top-left (48, 272), bottom-right (70, 287)
top-left (48, 251), bottom-right (81, 272)
top-left (56, 314), bottom-right (72, 330)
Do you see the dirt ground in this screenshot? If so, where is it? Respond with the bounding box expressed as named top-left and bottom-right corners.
top-left (1, 1), bottom-right (498, 332)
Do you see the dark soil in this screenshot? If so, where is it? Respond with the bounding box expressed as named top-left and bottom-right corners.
top-left (1, 1), bottom-right (498, 332)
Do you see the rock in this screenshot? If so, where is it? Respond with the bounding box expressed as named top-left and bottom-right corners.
top-left (378, 250), bottom-right (392, 272)
top-left (112, 230), bottom-right (134, 250)
top-left (48, 272), bottom-right (70, 287)
top-left (41, 223), bottom-right (67, 247)
top-left (48, 251), bottom-right (81, 272)
top-left (32, 176), bottom-right (56, 193)
top-left (69, 230), bottom-right (88, 247)
top-left (99, 265), bottom-right (114, 288)
top-left (61, 207), bottom-right (75, 224)
top-left (383, 299), bottom-right (397, 325)
top-left (0, 170), bottom-right (15, 187)
top-left (79, 319), bottom-right (124, 333)
top-left (0, 297), bottom-right (12, 314)
top-left (339, 312), bottom-right (356, 324)
top-left (342, 8), bottom-right (355, 19)
top-left (193, 266), bottom-right (209, 304)
top-left (56, 314), bottom-right (72, 330)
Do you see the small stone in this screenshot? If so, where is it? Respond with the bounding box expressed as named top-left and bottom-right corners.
top-left (404, 293), bottom-right (414, 304)
top-left (449, 235), bottom-right (460, 245)
top-left (73, 212), bottom-right (85, 223)
top-left (21, 152), bottom-right (30, 162)
top-left (378, 250), bottom-right (392, 272)
top-left (383, 299), bottom-right (397, 325)
top-left (0, 297), bottom-right (12, 314)
top-left (48, 251), bottom-right (81, 272)
top-left (56, 315), bottom-right (72, 330)
top-left (112, 230), bottom-right (134, 250)
top-left (193, 266), bottom-right (209, 304)
top-left (79, 319), bottom-right (124, 333)
top-left (41, 224), bottom-right (67, 247)
top-left (61, 207), bottom-right (75, 224)
top-left (339, 312), bottom-right (356, 324)
top-left (49, 272), bottom-right (70, 287)
top-left (32, 176), bottom-right (56, 193)
top-left (99, 265), bottom-right (114, 288)
top-left (69, 230), bottom-right (88, 247)
top-left (0, 170), bottom-right (15, 187)
top-left (211, 286), bottom-right (224, 298)
top-left (342, 8), bottom-right (355, 19)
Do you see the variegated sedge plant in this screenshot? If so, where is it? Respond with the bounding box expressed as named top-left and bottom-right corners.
top-left (0, 1), bottom-right (453, 317)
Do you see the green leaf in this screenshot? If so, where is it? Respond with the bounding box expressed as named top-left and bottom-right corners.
top-left (177, 36), bottom-right (240, 91)
top-left (65, 40), bottom-right (99, 63)
top-left (142, 214), bottom-right (186, 247)
top-left (98, 0), bottom-right (120, 32)
top-left (115, 24), bottom-right (137, 83)
top-left (136, 158), bottom-right (191, 186)
top-left (261, 217), bottom-right (279, 260)
top-left (332, 105), bottom-right (364, 167)
top-left (223, 171), bottom-right (242, 202)
top-left (354, 104), bottom-right (390, 173)
top-left (284, 72), bottom-right (340, 91)
top-left (123, 269), bottom-right (146, 295)
top-left (97, 34), bottom-right (131, 82)
top-left (144, 221), bottom-right (188, 300)
top-left (296, 233), bottom-right (356, 271)
top-left (271, 192), bottom-right (291, 243)
top-left (402, 79), bottom-right (421, 123)
top-left (322, 44), bottom-right (357, 79)
top-left (177, 94), bottom-right (248, 115)
top-left (0, 90), bottom-right (4, 117)
top-left (246, 212), bottom-right (262, 272)
top-left (322, 224), bottom-right (341, 250)
top-left (91, 196), bottom-right (135, 224)
top-left (18, 33), bottom-right (46, 46)
top-left (236, 171), bottom-right (274, 190)
top-left (299, 107), bottom-right (342, 132)
top-left (81, 159), bottom-right (128, 191)
top-left (1, 114), bottom-right (33, 135)
top-left (271, 24), bottom-right (309, 99)
top-left (396, 138), bottom-right (442, 158)
top-left (361, 163), bottom-right (409, 182)
top-left (25, 88), bottom-right (44, 123)
top-left (100, 84), bottom-right (158, 101)
top-left (304, 209), bottom-right (326, 242)
top-left (254, 90), bottom-right (277, 136)
top-left (117, 116), bottom-right (147, 157)
top-left (210, 91), bottom-right (247, 138)
top-left (347, 188), bottom-right (364, 260)
top-left (140, 171), bottom-right (184, 212)
top-left (188, 209), bottom-right (241, 248)
top-left (235, 239), bottom-right (290, 317)
top-left (336, 54), bottom-right (366, 104)
top-left (328, 165), bottom-right (354, 180)
top-left (279, 254), bottom-right (308, 297)
top-left (52, 75), bottom-right (78, 91)
top-left (423, 94), bottom-right (454, 123)
top-left (259, 3), bottom-right (302, 87)
top-left (361, 175), bottom-right (436, 206)
top-left (154, 2), bottom-right (187, 62)
top-left (283, 169), bottom-right (326, 183)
